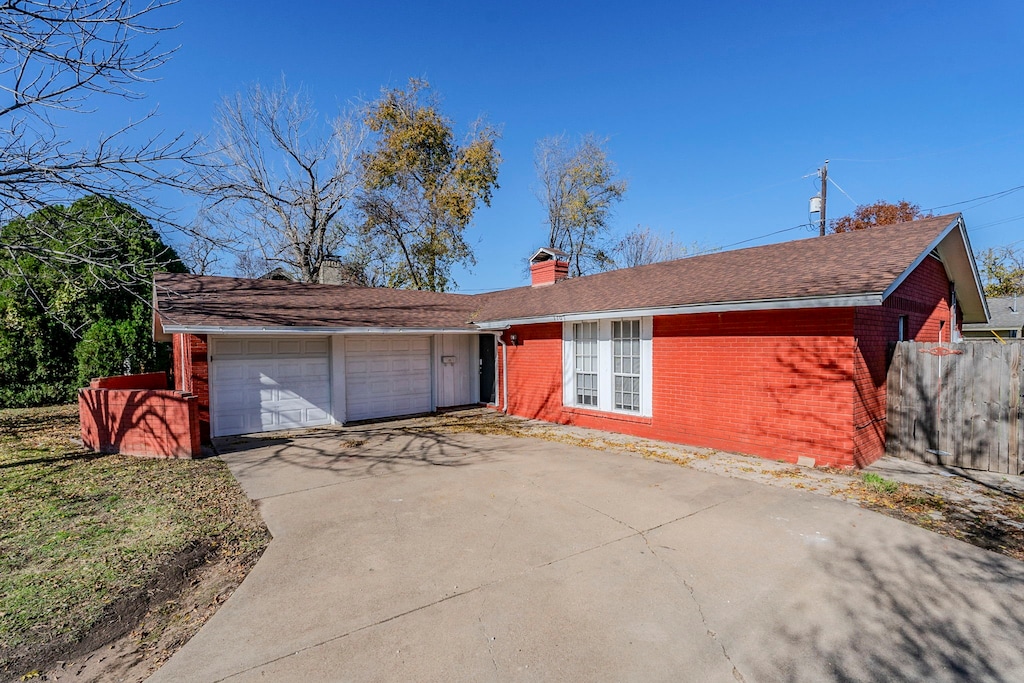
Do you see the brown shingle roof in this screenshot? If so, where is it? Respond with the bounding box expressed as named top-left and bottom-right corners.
top-left (155, 214), bottom-right (962, 332)
top-left (155, 274), bottom-right (480, 331)
top-left (473, 214), bottom-right (960, 322)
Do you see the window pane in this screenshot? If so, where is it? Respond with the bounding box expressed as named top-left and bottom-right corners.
top-left (574, 321), bottom-right (599, 407)
top-left (611, 319), bottom-right (641, 412)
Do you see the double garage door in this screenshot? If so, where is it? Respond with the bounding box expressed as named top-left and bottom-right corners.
top-left (209, 335), bottom-right (432, 437)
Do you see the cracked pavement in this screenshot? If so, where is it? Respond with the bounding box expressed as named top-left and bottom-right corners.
top-left (149, 420), bottom-right (1024, 682)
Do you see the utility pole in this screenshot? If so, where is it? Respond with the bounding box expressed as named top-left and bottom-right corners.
top-left (819, 159), bottom-right (829, 236)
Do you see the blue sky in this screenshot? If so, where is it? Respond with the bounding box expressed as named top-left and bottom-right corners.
top-left (86, 1), bottom-right (1024, 291)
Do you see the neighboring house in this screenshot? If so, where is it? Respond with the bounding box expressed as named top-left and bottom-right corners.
top-left (257, 267), bottom-right (293, 281)
top-left (154, 213), bottom-right (987, 468)
top-left (962, 296), bottom-right (1023, 341)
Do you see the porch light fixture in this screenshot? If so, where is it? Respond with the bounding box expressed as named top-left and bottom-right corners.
top-left (509, 333), bottom-right (518, 345)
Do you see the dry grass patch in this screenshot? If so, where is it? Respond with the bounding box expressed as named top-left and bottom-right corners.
top-left (0, 405), bottom-right (270, 679)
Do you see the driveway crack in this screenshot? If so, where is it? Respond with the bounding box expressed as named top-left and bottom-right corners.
top-left (215, 583), bottom-right (494, 682)
top-left (658, 551), bottom-right (747, 682)
top-left (477, 613), bottom-right (499, 676)
top-left (568, 496), bottom-right (748, 682)
top-left (491, 495), bottom-right (520, 553)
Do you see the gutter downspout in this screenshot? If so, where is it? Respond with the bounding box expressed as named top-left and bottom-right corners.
top-left (496, 333), bottom-right (508, 414)
top-left (178, 334), bottom-right (187, 392)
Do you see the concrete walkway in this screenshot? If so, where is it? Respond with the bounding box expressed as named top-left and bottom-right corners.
top-left (150, 422), bottom-right (1024, 682)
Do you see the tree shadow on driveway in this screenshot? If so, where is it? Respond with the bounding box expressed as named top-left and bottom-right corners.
top-left (210, 419), bottom-right (510, 500)
top-left (754, 535), bottom-right (1024, 682)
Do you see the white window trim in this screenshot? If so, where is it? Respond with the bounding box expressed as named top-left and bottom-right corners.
top-left (563, 317), bottom-right (653, 417)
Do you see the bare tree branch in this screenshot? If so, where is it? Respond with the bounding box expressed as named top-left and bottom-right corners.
top-left (1, 0), bottom-right (199, 312)
top-left (613, 225), bottom-right (717, 268)
top-left (191, 79), bottom-right (364, 283)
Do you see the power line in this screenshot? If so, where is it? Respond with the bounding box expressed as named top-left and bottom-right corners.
top-left (696, 186), bottom-right (1024, 258)
top-left (924, 184), bottom-right (1024, 212)
top-left (694, 222), bottom-right (813, 255)
top-left (970, 213), bottom-right (1024, 232)
top-left (829, 130), bottom-right (1024, 164)
top-left (827, 176), bottom-right (857, 207)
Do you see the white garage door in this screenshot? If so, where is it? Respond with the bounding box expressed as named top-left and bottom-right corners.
top-left (210, 337), bottom-right (331, 437)
top-left (345, 336), bottom-right (431, 421)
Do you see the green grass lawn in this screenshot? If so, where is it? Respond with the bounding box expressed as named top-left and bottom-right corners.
top-left (0, 404), bottom-right (269, 675)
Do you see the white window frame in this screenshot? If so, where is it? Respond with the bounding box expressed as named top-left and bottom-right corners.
top-left (612, 319), bottom-right (642, 412)
top-left (562, 317), bottom-right (653, 417)
top-left (573, 321), bottom-right (599, 407)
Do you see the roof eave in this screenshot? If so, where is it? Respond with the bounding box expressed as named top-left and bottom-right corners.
top-left (158, 324), bottom-right (482, 335)
top-left (880, 215), bottom-right (989, 324)
top-left (474, 292), bottom-right (884, 329)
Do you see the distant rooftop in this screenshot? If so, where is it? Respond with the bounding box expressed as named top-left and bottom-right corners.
top-left (963, 296), bottom-right (1024, 332)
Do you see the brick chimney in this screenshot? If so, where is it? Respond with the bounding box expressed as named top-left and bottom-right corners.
top-left (529, 248), bottom-right (570, 287)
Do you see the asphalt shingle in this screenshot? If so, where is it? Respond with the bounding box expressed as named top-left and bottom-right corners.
top-left (155, 214), bottom-right (960, 331)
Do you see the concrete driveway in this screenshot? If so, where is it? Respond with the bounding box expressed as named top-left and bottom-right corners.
top-left (150, 420), bottom-right (1024, 682)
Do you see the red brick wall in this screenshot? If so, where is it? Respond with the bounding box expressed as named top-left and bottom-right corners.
top-left (651, 309), bottom-right (856, 467)
top-left (79, 384), bottom-right (200, 458)
top-left (529, 260), bottom-right (570, 286)
top-left (499, 309), bottom-right (860, 467)
top-left (852, 256), bottom-right (953, 465)
top-left (172, 333), bottom-right (210, 443)
top-left (501, 323), bottom-right (564, 419)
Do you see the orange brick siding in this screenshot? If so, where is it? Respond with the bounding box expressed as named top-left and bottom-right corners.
top-left (530, 259), bottom-right (570, 286)
top-left (852, 256), bottom-right (955, 465)
top-left (499, 309), bottom-right (860, 467)
top-left (496, 257), bottom-right (956, 469)
top-left (501, 323), bottom-right (564, 419)
top-left (79, 381), bottom-right (201, 459)
top-left (172, 333), bottom-right (210, 443)
top-left (651, 309), bottom-right (856, 467)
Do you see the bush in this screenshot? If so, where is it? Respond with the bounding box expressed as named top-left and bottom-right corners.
top-left (75, 305), bottom-right (169, 386)
top-left (0, 308), bottom-right (77, 407)
top-left (0, 195), bottom-right (185, 407)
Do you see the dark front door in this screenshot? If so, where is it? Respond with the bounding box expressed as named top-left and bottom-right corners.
top-left (479, 334), bottom-right (496, 403)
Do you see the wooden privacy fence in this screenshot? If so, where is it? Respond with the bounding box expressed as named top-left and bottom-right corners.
top-left (886, 341), bottom-right (1023, 475)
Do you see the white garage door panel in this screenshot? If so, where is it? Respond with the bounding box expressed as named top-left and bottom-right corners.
top-left (345, 336), bottom-right (431, 422)
top-left (210, 337), bottom-right (331, 437)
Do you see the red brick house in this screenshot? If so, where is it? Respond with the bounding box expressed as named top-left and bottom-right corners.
top-left (154, 213), bottom-right (987, 468)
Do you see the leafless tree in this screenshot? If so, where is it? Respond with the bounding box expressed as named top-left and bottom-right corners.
top-left (177, 212), bottom-right (223, 275)
top-left (1, 0), bottom-right (198, 271)
top-left (192, 80), bottom-right (365, 283)
top-left (535, 133), bottom-right (627, 276)
top-left (614, 225), bottom-right (714, 268)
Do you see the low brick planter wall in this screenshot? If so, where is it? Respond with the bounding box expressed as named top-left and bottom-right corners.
top-left (79, 373), bottom-right (201, 459)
